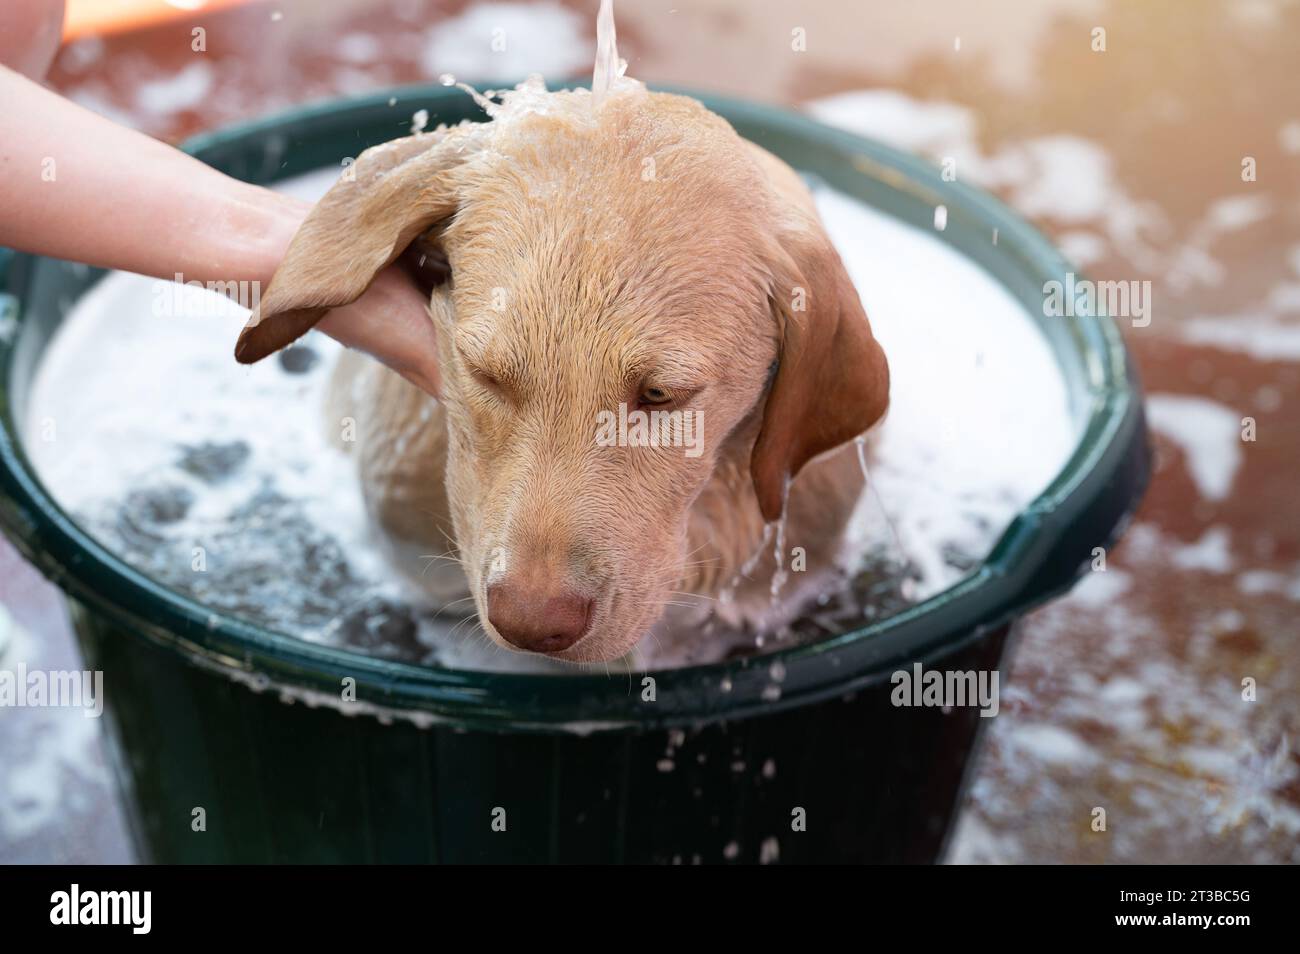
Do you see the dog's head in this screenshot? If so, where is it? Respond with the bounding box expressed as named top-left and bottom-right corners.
top-left (238, 84), bottom-right (888, 662)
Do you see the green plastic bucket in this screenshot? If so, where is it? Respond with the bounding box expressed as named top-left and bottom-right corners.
top-left (0, 84), bottom-right (1149, 863)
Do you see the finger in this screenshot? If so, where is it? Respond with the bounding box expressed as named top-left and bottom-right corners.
top-left (316, 269), bottom-right (442, 398)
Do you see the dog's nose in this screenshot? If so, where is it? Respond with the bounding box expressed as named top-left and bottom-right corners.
top-left (486, 581), bottom-right (593, 654)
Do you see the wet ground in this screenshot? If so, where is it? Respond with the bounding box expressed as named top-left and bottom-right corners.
top-left (2, 0), bottom-right (1297, 863)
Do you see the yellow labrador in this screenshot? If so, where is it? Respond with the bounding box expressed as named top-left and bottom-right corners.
top-left (236, 82), bottom-right (889, 663)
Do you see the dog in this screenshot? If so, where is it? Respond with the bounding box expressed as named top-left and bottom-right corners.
top-left (236, 79), bottom-right (889, 664)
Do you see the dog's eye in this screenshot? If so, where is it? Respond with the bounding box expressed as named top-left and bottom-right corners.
top-left (638, 386), bottom-right (673, 408)
top-left (471, 368), bottom-right (508, 399)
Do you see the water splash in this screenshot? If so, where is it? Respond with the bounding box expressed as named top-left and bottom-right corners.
top-left (856, 435), bottom-right (910, 570)
top-left (455, 80), bottom-right (500, 118)
top-left (591, 0), bottom-right (629, 110)
top-left (769, 515), bottom-right (789, 598)
top-left (738, 521), bottom-right (775, 579)
top-left (432, 1), bottom-right (640, 131)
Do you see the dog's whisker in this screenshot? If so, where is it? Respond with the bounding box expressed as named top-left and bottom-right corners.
top-left (416, 549), bottom-right (461, 562)
top-left (676, 556), bottom-right (721, 570)
top-left (664, 589), bottom-right (715, 601)
top-left (679, 540), bottom-right (713, 561)
top-left (437, 595), bottom-right (477, 613)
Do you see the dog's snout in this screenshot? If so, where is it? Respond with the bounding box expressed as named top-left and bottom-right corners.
top-left (486, 580), bottom-right (593, 654)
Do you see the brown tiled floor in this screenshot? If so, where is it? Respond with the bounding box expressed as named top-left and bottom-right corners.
top-left (2, 0), bottom-right (1297, 862)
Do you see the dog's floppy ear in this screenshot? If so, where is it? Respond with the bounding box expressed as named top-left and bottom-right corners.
top-left (235, 128), bottom-right (473, 363)
top-left (751, 216), bottom-right (890, 523)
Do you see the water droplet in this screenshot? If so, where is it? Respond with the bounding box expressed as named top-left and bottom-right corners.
top-left (769, 517), bottom-right (788, 598)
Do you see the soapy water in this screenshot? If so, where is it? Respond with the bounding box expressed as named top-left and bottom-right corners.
top-left (25, 161), bottom-right (1076, 673)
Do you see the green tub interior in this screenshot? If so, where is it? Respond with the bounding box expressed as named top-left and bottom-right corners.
top-left (0, 83), bottom-right (1149, 733)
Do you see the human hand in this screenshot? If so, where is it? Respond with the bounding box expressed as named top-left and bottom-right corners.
top-left (0, 62), bottom-right (442, 398)
top-left (313, 259), bottom-right (443, 398)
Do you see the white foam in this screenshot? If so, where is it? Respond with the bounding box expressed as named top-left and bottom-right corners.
top-left (134, 61), bottom-right (214, 116)
top-left (1011, 723), bottom-right (1098, 767)
top-left (1170, 526), bottom-right (1235, 574)
top-left (1068, 568), bottom-right (1133, 609)
top-left (1178, 314), bottom-right (1300, 362)
top-left (806, 89), bottom-right (1167, 274)
top-left (1145, 393), bottom-right (1243, 501)
top-left (807, 90), bottom-right (977, 159)
top-left (421, 2), bottom-right (590, 83)
top-left (0, 621), bottom-right (108, 843)
top-left (336, 33), bottom-right (382, 65)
